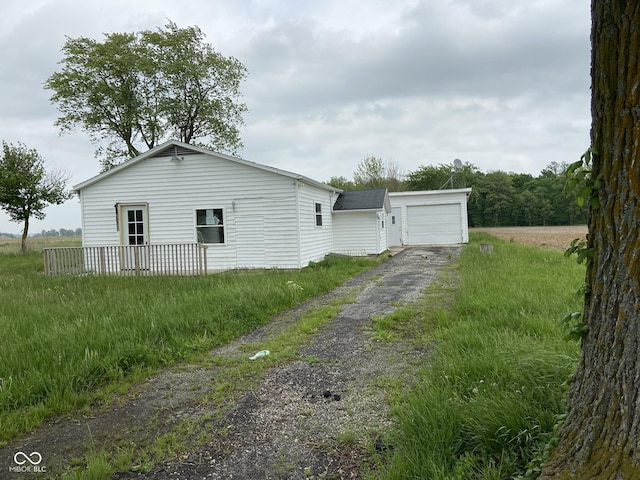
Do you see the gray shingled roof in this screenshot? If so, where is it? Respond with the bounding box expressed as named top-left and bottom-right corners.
top-left (333, 188), bottom-right (388, 211)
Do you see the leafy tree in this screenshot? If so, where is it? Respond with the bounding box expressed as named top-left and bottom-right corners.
top-left (474, 171), bottom-right (515, 226)
top-left (510, 172), bottom-right (535, 191)
top-left (382, 160), bottom-right (406, 192)
top-left (0, 142), bottom-right (71, 252)
top-left (540, 2), bottom-right (640, 477)
top-left (45, 21), bottom-right (248, 171)
top-left (353, 155), bottom-right (385, 188)
top-left (405, 161), bottom-right (480, 191)
top-left (326, 176), bottom-right (355, 190)
top-left (512, 190), bottom-right (537, 226)
top-left (539, 161), bottom-right (566, 178)
top-left (405, 164), bottom-right (449, 190)
top-left (353, 155), bottom-right (405, 191)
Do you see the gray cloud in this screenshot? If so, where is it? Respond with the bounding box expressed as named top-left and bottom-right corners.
top-left (0, 0), bottom-right (591, 232)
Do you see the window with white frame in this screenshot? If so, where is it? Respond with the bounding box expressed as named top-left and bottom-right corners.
top-left (315, 202), bottom-right (323, 226)
top-left (196, 208), bottom-right (225, 243)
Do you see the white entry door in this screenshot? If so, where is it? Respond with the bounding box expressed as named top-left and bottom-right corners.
top-left (388, 207), bottom-right (403, 246)
top-left (120, 205), bottom-right (149, 270)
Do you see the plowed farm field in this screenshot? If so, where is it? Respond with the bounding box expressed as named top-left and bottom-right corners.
top-left (470, 225), bottom-right (588, 251)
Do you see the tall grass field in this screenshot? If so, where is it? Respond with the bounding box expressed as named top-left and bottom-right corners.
top-left (0, 250), bottom-right (383, 443)
top-left (374, 233), bottom-right (585, 480)
top-left (0, 236), bottom-right (82, 255)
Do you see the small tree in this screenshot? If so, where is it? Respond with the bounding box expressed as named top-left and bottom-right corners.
top-left (0, 142), bottom-right (71, 252)
top-left (353, 155), bottom-right (405, 191)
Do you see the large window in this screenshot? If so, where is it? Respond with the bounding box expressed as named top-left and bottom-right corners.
top-left (315, 202), bottom-right (323, 226)
top-left (196, 208), bottom-right (225, 243)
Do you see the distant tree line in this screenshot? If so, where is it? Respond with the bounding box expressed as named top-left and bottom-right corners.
top-left (33, 228), bottom-right (82, 238)
top-left (328, 157), bottom-right (588, 227)
top-left (0, 228), bottom-right (81, 238)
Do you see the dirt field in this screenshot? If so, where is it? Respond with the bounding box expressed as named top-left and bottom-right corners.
top-left (470, 225), bottom-right (588, 251)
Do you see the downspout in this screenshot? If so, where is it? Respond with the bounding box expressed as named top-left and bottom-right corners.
top-left (378, 211), bottom-right (382, 253)
top-left (294, 180), bottom-right (302, 268)
top-left (77, 191), bottom-right (85, 247)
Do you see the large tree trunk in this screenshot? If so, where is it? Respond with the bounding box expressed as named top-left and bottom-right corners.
top-left (540, 1), bottom-right (640, 478)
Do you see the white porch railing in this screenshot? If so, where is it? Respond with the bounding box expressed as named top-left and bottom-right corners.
top-left (43, 243), bottom-right (208, 276)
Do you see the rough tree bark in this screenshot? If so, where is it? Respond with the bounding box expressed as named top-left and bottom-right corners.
top-left (540, 1), bottom-right (640, 478)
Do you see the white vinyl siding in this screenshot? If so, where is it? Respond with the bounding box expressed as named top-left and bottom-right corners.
top-left (78, 152), bottom-right (304, 269)
top-left (378, 211), bottom-right (388, 252)
top-left (333, 212), bottom-right (381, 255)
top-left (297, 183), bottom-right (334, 265)
top-left (234, 199), bottom-right (265, 268)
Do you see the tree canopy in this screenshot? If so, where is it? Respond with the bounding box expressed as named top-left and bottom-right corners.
top-left (0, 142), bottom-right (71, 252)
top-left (328, 155), bottom-right (405, 191)
top-left (331, 158), bottom-right (588, 227)
top-left (45, 21), bottom-right (248, 171)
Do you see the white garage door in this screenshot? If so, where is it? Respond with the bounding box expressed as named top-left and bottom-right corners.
top-left (407, 203), bottom-right (462, 244)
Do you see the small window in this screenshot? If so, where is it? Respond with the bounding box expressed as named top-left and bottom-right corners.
top-left (315, 203), bottom-right (323, 226)
top-left (196, 208), bottom-right (225, 243)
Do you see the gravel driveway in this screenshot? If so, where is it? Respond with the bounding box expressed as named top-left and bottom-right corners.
top-left (2, 246), bottom-right (460, 479)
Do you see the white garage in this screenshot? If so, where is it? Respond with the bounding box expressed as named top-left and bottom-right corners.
top-left (388, 189), bottom-right (471, 246)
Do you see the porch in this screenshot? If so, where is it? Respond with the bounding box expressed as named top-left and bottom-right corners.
top-left (43, 243), bottom-right (209, 276)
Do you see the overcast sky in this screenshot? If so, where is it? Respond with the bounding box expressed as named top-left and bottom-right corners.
top-left (0, 0), bottom-right (591, 234)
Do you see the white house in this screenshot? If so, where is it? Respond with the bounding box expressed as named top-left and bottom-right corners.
top-left (73, 140), bottom-right (343, 270)
top-left (388, 189), bottom-right (472, 246)
top-left (72, 140), bottom-right (469, 272)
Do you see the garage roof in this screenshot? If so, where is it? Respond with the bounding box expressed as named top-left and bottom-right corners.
top-left (333, 188), bottom-right (390, 212)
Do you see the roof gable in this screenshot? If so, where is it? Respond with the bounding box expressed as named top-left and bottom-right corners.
top-left (73, 140), bottom-right (339, 193)
top-left (333, 188), bottom-right (390, 212)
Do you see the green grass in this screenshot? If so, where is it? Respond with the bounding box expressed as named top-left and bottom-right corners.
top-left (0, 251), bottom-right (385, 443)
top-left (371, 233), bottom-right (584, 480)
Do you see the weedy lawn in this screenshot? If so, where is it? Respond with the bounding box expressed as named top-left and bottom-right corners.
top-left (0, 251), bottom-right (384, 443)
top-left (372, 233), bottom-right (584, 480)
